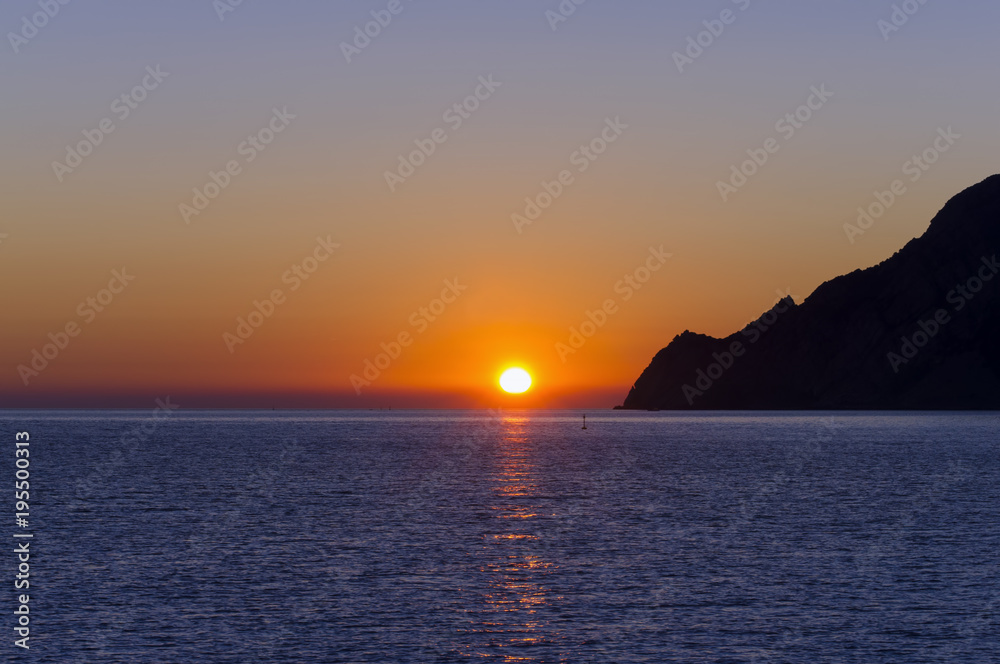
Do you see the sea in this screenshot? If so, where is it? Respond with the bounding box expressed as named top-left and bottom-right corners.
top-left (3, 410), bottom-right (998, 663)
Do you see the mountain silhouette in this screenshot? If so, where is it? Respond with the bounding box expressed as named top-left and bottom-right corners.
top-left (620, 175), bottom-right (1000, 410)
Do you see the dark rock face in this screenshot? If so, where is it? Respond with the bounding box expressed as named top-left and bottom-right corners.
top-left (621, 175), bottom-right (1000, 410)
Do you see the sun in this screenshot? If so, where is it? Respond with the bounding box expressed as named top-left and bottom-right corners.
top-left (499, 368), bottom-right (532, 394)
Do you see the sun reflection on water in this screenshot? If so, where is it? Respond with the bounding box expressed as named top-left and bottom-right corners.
top-left (465, 414), bottom-right (565, 662)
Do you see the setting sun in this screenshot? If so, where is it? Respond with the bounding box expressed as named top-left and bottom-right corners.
top-left (499, 368), bottom-right (532, 394)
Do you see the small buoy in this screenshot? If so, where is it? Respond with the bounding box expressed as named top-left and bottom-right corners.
top-left (582, 414), bottom-right (587, 430)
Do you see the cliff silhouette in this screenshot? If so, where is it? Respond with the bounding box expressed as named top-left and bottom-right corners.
top-left (621, 175), bottom-right (1000, 410)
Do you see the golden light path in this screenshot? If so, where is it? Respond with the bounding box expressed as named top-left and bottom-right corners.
top-left (499, 368), bottom-right (532, 394)
top-left (471, 413), bottom-right (559, 659)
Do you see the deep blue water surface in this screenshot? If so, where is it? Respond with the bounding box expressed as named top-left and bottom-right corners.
top-left (2, 410), bottom-right (998, 662)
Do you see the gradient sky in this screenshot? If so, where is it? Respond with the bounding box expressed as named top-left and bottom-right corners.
top-left (2, 0), bottom-right (998, 408)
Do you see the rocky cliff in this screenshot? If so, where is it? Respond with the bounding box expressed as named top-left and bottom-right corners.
top-left (620, 175), bottom-right (1000, 410)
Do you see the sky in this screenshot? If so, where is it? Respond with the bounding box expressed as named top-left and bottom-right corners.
top-left (1, 0), bottom-right (998, 409)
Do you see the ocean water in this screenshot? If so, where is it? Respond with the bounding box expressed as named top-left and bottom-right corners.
top-left (3, 410), bottom-right (998, 663)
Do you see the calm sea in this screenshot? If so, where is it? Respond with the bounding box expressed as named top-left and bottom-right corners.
top-left (4, 410), bottom-right (998, 662)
